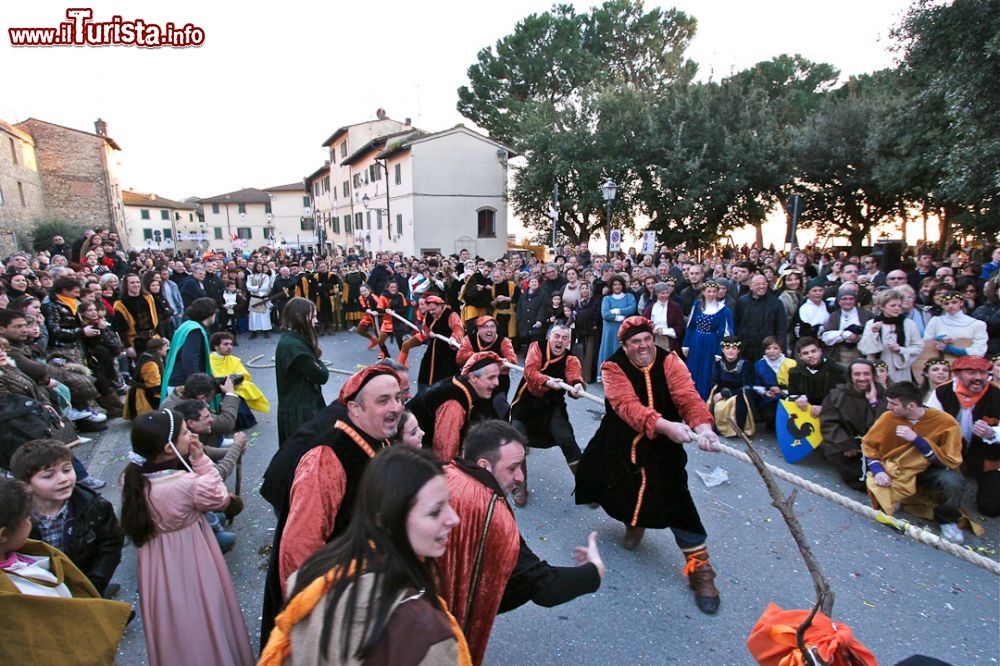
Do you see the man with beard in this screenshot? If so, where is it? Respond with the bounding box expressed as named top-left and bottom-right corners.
top-left (260, 365), bottom-right (402, 647)
top-left (926, 355), bottom-right (1000, 517)
top-left (819, 359), bottom-right (887, 491)
top-left (575, 316), bottom-right (723, 614)
top-left (508, 324), bottom-right (585, 506)
top-left (416, 294), bottom-right (465, 391)
top-left (414, 351), bottom-right (502, 461)
top-left (441, 420), bottom-right (604, 665)
top-left (456, 315), bottom-right (517, 413)
top-left (268, 266), bottom-right (296, 327)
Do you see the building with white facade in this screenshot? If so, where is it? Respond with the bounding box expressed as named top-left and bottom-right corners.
top-left (264, 182), bottom-right (312, 250)
top-left (198, 187), bottom-right (273, 253)
top-left (122, 191), bottom-right (198, 252)
top-left (344, 124), bottom-right (512, 259)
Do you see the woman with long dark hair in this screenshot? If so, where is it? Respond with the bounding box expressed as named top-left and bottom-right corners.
top-left (120, 409), bottom-right (252, 666)
top-left (260, 446), bottom-right (466, 665)
top-left (274, 297), bottom-right (329, 445)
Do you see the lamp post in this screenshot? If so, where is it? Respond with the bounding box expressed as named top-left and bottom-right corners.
top-left (601, 178), bottom-right (617, 258)
top-left (361, 193), bottom-right (390, 244)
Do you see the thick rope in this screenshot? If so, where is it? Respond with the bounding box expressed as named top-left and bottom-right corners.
top-left (245, 354), bottom-right (353, 375)
top-left (713, 440), bottom-right (1000, 576)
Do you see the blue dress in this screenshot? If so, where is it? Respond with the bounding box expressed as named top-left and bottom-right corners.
top-left (597, 292), bottom-right (637, 379)
top-left (684, 303), bottom-right (733, 398)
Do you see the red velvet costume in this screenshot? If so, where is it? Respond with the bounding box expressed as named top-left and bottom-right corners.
top-left (440, 462), bottom-right (520, 665)
top-left (456, 333), bottom-right (517, 394)
top-left (575, 345), bottom-right (713, 528)
top-left (418, 306), bottom-right (465, 386)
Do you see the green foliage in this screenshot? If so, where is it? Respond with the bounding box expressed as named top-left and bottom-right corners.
top-left (28, 219), bottom-right (85, 252)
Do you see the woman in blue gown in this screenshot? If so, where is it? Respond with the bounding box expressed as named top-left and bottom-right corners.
top-left (597, 275), bottom-right (637, 381)
top-left (683, 279), bottom-right (733, 398)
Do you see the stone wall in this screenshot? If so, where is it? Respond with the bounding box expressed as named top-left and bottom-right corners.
top-left (0, 124), bottom-right (47, 252)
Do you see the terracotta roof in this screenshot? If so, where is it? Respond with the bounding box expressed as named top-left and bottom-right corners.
top-left (15, 117), bottom-right (122, 151)
top-left (264, 182), bottom-right (306, 192)
top-left (304, 163), bottom-right (330, 184)
top-left (122, 191), bottom-right (196, 210)
top-left (198, 187), bottom-right (272, 204)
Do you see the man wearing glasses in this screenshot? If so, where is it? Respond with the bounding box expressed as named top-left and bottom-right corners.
top-left (862, 255), bottom-right (886, 287)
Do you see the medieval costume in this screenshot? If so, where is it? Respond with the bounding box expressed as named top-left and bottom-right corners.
top-left (455, 315), bottom-right (518, 402)
top-left (575, 317), bottom-right (720, 614)
top-left (509, 339), bottom-right (585, 505)
top-left (293, 269), bottom-right (316, 304)
top-left (752, 353), bottom-right (796, 429)
top-left (162, 319), bottom-right (211, 394)
top-left (313, 270), bottom-right (343, 333)
top-left (684, 298), bottom-right (733, 398)
top-left (490, 278), bottom-right (520, 339)
top-left (260, 367), bottom-right (397, 648)
top-left (441, 459), bottom-right (601, 665)
top-left (819, 382), bottom-right (886, 491)
top-left (787, 356), bottom-right (844, 407)
top-left (269, 274), bottom-right (297, 327)
top-left (0, 539), bottom-right (131, 666)
top-left (375, 289), bottom-right (410, 354)
top-left (707, 345), bottom-right (756, 438)
top-left (858, 311), bottom-right (922, 383)
top-left (354, 292), bottom-right (380, 351)
top-left (819, 302), bottom-right (874, 367)
top-left (411, 354), bottom-right (501, 461)
top-left (459, 270), bottom-right (492, 323)
top-left (597, 290), bottom-right (637, 381)
top-left (417, 297), bottom-right (465, 389)
top-left (926, 356), bottom-right (1000, 517)
top-left (274, 329), bottom-right (329, 446)
top-left (112, 293), bottom-right (160, 356)
top-left (861, 407), bottom-right (964, 522)
top-left (124, 348), bottom-right (164, 419)
top-left (341, 267), bottom-right (366, 325)
top-left (246, 271), bottom-right (273, 335)
top-left (923, 307), bottom-right (989, 359)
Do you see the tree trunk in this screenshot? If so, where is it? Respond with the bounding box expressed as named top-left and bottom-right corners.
top-left (754, 221), bottom-right (764, 249)
top-left (938, 207), bottom-right (950, 250)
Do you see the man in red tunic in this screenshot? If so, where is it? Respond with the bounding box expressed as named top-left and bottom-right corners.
top-left (441, 420), bottom-right (605, 665)
top-left (509, 323), bottom-right (586, 506)
top-left (415, 351), bottom-right (502, 461)
top-left (260, 365), bottom-right (403, 647)
top-left (416, 294), bottom-right (465, 391)
top-left (456, 315), bottom-right (517, 415)
top-left (576, 316), bottom-right (723, 614)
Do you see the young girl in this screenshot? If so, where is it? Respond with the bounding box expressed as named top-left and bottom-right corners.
top-left (393, 409), bottom-right (425, 448)
top-left (354, 284), bottom-right (380, 349)
top-left (920, 358), bottom-right (952, 403)
top-left (707, 337), bottom-right (756, 437)
top-left (0, 477), bottom-right (130, 664)
top-left (125, 337), bottom-right (169, 419)
top-left (872, 360), bottom-right (891, 391)
top-left (120, 410), bottom-right (253, 666)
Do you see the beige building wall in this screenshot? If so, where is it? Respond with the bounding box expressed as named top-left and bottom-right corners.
top-left (0, 122), bottom-right (46, 253)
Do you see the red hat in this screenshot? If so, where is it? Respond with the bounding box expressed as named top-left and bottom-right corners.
top-left (474, 315), bottom-right (496, 327)
top-left (617, 316), bottom-right (654, 343)
top-left (423, 294), bottom-right (445, 305)
top-left (338, 366), bottom-right (399, 404)
top-left (951, 355), bottom-right (991, 372)
top-left (461, 351), bottom-right (503, 375)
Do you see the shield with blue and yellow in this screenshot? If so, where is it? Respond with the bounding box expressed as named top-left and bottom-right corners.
top-left (776, 399), bottom-right (822, 463)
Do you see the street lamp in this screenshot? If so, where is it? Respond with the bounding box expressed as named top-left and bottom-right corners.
top-left (361, 192), bottom-right (391, 241)
top-left (601, 178), bottom-right (617, 258)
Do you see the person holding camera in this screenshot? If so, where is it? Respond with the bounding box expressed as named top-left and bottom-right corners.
top-left (161, 372), bottom-right (246, 469)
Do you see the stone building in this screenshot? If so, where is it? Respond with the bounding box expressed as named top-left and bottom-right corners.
top-left (0, 120), bottom-right (46, 256)
top-left (12, 117), bottom-right (126, 244)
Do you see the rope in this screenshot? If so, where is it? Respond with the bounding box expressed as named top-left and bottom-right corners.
top-left (713, 440), bottom-right (1000, 576)
top-left (245, 354), bottom-right (353, 375)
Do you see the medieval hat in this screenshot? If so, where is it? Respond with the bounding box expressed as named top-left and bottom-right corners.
top-left (338, 366), bottom-right (399, 404)
top-left (618, 316), bottom-right (654, 343)
top-left (461, 351), bottom-right (504, 375)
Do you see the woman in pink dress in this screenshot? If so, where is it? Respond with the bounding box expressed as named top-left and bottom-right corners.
top-left (120, 409), bottom-right (253, 666)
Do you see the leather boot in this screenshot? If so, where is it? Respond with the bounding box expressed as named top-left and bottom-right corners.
top-left (511, 459), bottom-right (528, 507)
top-left (97, 392), bottom-right (124, 420)
top-left (683, 547), bottom-right (720, 614)
top-left (623, 524), bottom-right (646, 550)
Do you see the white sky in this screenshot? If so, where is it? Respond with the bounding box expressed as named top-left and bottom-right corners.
top-left (3, 0), bottom-right (913, 205)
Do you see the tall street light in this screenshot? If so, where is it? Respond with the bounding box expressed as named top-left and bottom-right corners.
top-left (601, 178), bottom-right (617, 258)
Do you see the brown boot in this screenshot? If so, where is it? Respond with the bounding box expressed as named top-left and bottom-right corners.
top-left (511, 459), bottom-right (528, 507)
top-left (397, 350), bottom-right (409, 368)
top-left (623, 524), bottom-right (645, 550)
top-left (683, 547), bottom-right (720, 614)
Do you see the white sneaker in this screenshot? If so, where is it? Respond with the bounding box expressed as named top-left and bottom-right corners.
top-left (64, 407), bottom-right (90, 421)
top-left (77, 436), bottom-right (93, 444)
top-left (85, 409), bottom-right (108, 423)
top-left (939, 523), bottom-right (964, 544)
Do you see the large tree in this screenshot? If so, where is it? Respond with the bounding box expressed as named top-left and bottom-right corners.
top-left (887, 0), bottom-right (1000, 241)
top-left (457, 0), bottom-right (697, 243)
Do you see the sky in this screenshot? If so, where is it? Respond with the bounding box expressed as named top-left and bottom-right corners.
top-left (3, 0), bottom-right (916, 227)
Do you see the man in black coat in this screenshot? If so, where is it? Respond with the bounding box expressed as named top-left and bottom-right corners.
top-left (735, 274), bottom-right (787, 362)
top-left (180, 264), bottom-right (208, 308)
top-left (367, 253), bottom-right (393, 297)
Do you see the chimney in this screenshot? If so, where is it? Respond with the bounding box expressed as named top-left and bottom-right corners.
top-left (404, 117), bottom-right (411, 126)
top-left (94, 118), bottom-right (107, 136)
